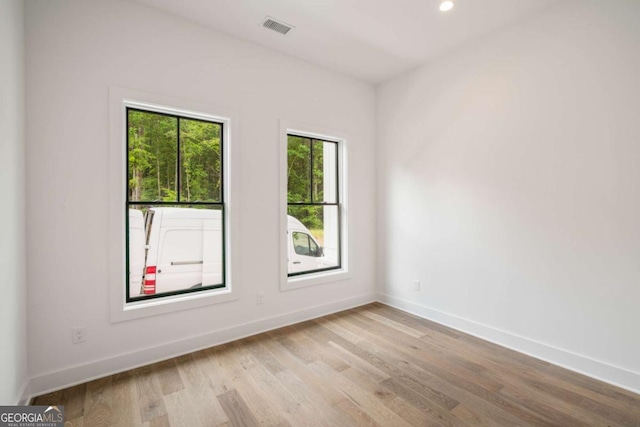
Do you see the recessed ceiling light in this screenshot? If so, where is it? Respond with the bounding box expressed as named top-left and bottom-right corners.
top-left (439, 1), bottom-right (455, 12)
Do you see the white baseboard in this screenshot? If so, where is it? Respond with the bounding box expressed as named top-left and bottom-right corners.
top-left (377, 293), bottom-right (640, 395)
top-left (24, 292), bottom-right (640, 402)
top-left (16, 379), bottom-right (30, 405)
top-left (26, 293), bottom-right (376, 399)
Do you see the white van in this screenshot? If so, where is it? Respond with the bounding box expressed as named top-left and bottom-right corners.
top-left (128, 209), bottom-right (146, 299)
top-left (287, 215), bottom-right (336, 275)
top-left (139, 207), bottom-right (223, 296)
top-left (132, 208), bottom-right (334, 297)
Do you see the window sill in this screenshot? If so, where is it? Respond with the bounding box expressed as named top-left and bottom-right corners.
top-left (281, 268), bottom-right (351, 291)
top-left (111, 286), bottom-right (237, 323)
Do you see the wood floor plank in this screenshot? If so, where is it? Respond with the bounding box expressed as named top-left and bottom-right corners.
top-left (334, 398), bottom-right (380, 427)
top-left (63, 416), bottom-right (84, 427)
top-left (385, 395), bottom-right (455, 426)
top-left (312, 318), bottom-right (497, 426)
top-left (307, 361), bottom-right (413, 427)
top-left (263, 335), bottom-right (347, 407)
top-left (498, 385), bottom-right (613, 427)
top-left (111, 371), bottom-right (139, 427)
top-left (380, 310), bottom-right (634, 425)
top-left (450, 403), bottom-right (490, 426)
top-left (344, 311), bottom-right (505, 393)
top-left (423, 370), bottom-right (543, 426)
top-left (521, 375), bottom-right (640, 427)
top-left (31, 390), bottom-right (63, 406)
top-left (371, 303), bottom-right (462, 339)
top-left (332, 313), bottom-right (504, 397)
top-left (350, 310), bottom-right (600, 425)
top-left (372, 304), bottom-right (549, 373)
top-left (288, 323), bottom-right (352, 372)
top-left (154, 359), bottom-right (184, 396)
top-left (216, 342), bottom-right (291, 426)
top-left (339, 312), bottom-right (570, 425)
top-left (62, 383), bottom-right (87, 420)
top-left (272, 368), bottom-right (346, 427)
top-left (148, 415), bottom-right (170, 427)
top-left (198, 346), bottom-right (236, 396)
top-left (30, 303), bottom-right (640, 427)
top-left (341, 366), bottom-right (396, 405)
top-left (173, 353), bottom-right (229, 426)
top-left (260, 336), bottom-right (358, 426)
top-left (542, 363), bottom-right (640, 417)
top-left (304, 322), bottom-right (389, 382)
top-left (236, 341), bottom-right (311, 425)
top-left (83, 376), bottom-right (112, 427)
top-left (316, 314), bottom-right (558, 426)
top-left (132, 365), bottom-right (167, 424)
top-left (216, 389), bottom-right (261, 427)
top-left (164, 389), bottom-right (204, 427)
top-left (379, 377), bottom-right (470, 427)
top-left (243, 335), bottom-right (287, 375)
top-left (356, 307), bottom-right (427, 339)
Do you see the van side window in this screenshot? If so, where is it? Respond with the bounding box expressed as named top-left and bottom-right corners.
top-left (292, 232), bottom-right (321, 257)
top-left (126, 107), bottom-right (226, 302)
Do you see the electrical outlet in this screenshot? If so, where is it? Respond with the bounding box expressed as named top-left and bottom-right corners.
top-left (413, 280), bottom-right (421, 291)
top-left (72, 327), bottom-right (86, 344)
top-left (257, 293), bottom-right (264, 305)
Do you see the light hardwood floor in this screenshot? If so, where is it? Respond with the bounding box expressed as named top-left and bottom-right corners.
top-left (33, 303), bottom-right (640, 426)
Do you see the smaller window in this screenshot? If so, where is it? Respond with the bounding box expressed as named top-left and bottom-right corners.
top-left (286, 134), bottom-right (343, 277)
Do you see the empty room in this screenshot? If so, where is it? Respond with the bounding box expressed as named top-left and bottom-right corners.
top-left (1, 0), bottom-right (640, 425)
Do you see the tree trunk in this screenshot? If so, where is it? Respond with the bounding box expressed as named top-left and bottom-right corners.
top-left (156, 156), bottom-right (161, 200)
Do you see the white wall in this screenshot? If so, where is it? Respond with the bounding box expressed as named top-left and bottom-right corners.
top-left (26, 0), bottom-right (376, 393)
top-left (0, 0), bottom-right (28, 405)
top-left (377, 0), bottom-right (640, 392)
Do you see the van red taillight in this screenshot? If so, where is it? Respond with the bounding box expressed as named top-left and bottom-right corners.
top-left (143, 266), bottom-right (156, 294)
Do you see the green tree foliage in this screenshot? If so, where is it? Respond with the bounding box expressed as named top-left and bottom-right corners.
top-left (128, 110), bottom-right (221, 203)
top-left (180, 118), bottom-right (221, 202)
top-left (128, 110), bottom-right (177, 202)
top-left (287, 136), bottom-right (311, 203)
top-left (287, 136), bottom-right (326, 230)
top-left (128, 113), bottom-right (327, 234)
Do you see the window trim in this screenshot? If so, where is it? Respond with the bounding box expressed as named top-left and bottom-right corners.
top-left (287, 135), bottom-right (341, 277)
top-left (109, 87), bottom-right (240, 322)
top-left (279, 120), bottom-right (350, 291)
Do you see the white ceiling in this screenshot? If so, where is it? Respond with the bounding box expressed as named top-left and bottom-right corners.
top-left (131, 0), bottom-right (555, 84)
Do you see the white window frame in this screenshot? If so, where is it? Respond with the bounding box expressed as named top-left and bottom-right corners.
top-left (279, 120), bottom-right (350, 291)
top-left (109, 87), bottom-right (240, 322)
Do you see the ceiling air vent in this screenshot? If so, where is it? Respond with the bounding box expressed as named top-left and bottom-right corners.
top-left (262, 17), bottom-right (294, 35)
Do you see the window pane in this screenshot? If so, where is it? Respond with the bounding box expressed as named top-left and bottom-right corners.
top-left (287, 205), bottom-right (339, 275)
top-left (312, 140), bottom-right (338, 203)
top-left (287, 135), bottom-right (311, 203)
top-left (128, 205), bottom-right (223, 300)
top-left (180, 118), bottom-right (222, 202)
top-left (128, 110), bottom-right (177, 202)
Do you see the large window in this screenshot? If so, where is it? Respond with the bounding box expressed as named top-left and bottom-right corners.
top-left (126, 108), bottom-right (225, 302)
top-left (287, 134), bottom-right (341, 276)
